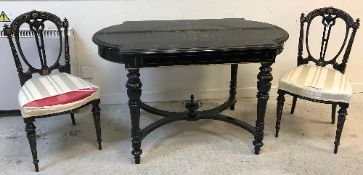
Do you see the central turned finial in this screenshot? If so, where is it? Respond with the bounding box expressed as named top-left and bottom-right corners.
top-left (185, 94), bottom-right (199, 120)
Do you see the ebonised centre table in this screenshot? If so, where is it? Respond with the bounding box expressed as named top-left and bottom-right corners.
top-left (93, 18), bottom-right (289, 163)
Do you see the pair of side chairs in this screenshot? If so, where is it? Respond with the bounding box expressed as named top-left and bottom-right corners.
top-left (3, 7), bottom-right (359, 172)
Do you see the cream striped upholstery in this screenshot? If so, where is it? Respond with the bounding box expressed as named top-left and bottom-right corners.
top-left (18, 73), bottom-right (100, 118)
top-left (278, 64), bottom-right (352, 103)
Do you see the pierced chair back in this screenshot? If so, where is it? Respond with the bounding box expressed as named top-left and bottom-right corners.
top-left (3, 10), bottom-right (71, 86)
top-left (297, 7), bottom-right (360, 73)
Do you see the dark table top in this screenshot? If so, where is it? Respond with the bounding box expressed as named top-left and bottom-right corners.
top-left (93, 18), bottom-right (289, 68)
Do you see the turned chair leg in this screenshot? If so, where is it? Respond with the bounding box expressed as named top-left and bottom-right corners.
top-left (24, 118), bottom-right (39, 172)
top-left (275, 90), bottom-right (285, 137)
top-left (92, 100), bottom-right (102, 150)
top-left (290, 96), bottom-right (297, 114)
top-left (331, 104), bottom-right (337, 124)
top-left (70, 113), bottom-right (76, 125)
top-left (334, 103), bottom-right (348, 154)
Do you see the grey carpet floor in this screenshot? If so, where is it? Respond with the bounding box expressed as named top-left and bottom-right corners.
top-left (0, 94), bottom-right (362, 175)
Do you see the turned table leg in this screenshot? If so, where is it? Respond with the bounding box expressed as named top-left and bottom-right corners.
top-left (126, 69), bottom-right (143, 164)
top-left (254, 63), bottom-right (273, 154)
top-left (229, 64), bottom-right (238, 110)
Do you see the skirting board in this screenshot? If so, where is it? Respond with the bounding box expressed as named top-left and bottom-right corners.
top-left (101, 83), bottom-right (363, 105)
top-left (0, 110), bottom-right (21, 117)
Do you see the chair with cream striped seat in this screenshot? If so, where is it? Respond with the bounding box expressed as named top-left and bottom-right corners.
top-left (275, 7), bottom-right (360, 153)
top-left (3, 10), bottom-right (102, 172)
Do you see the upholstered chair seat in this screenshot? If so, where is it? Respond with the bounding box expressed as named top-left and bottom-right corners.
top-left (19, 73), bottom-right (100, 117)
top-left (279, 64), bottom-right (352, 103)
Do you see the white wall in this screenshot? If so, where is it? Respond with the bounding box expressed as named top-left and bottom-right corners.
top-left (1, 0), bottom-right (363, 106)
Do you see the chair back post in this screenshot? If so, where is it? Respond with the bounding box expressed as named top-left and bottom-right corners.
top-left (4, 25), bottom-right (29, 86)
top-left (297, 13), bottom-right (306, 66)
top-left (339, 18), bottom-right (360, 73)
top-left (59, 18), bottom-right (71, 74)
top-left (297, 7), bottom-right (359, 74)
top-left (3, 10), bottom-right (70, 86)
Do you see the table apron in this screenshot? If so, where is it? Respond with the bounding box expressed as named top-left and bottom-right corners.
top-left (98, 46), bottom-right (278, 68)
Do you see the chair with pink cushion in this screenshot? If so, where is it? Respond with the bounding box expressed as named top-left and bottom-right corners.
top-left (3, 10), bottom-right (102, 172)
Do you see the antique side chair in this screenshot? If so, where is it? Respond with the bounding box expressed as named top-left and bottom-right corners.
top-left (3, 10), bottom-right (102, 172)
top-left (275, 7), bottom-right (359, 153)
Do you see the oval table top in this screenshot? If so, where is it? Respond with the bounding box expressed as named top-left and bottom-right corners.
top-left (93, 18), bottom-right (289, 68)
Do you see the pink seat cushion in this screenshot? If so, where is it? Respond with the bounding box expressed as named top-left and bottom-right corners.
top-left (23, 88), bottom-right (97, 108)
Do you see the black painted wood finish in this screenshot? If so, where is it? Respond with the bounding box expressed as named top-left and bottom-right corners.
top-left (4, 10), bottom-right (71, 85)
top-left (93, 18), bottom-right (288, 68)
top-left (93, 18), bottom-right (288, 163)
top-left (297, 7), bottom-right (360, 73)
top-left (4, 10), bottom-right (102, 172)
top-left (275, 7), bottom-right (359, 154)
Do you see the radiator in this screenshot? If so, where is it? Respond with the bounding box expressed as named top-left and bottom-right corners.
top-left (0, 28), bottom-right (76, 110)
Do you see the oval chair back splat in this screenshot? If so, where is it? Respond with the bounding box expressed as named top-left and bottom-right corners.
top-left (4, 10), bottom-right (71, 85)
top-left (297, 7), bottom-right (360, 73)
